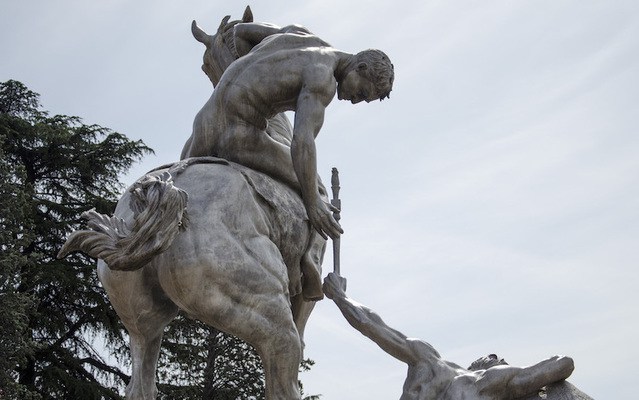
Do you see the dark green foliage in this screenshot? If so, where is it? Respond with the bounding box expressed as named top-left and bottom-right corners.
top-left (158, 316), bottom-right (265, 400)
top-left (299, 360), bottom-right (321, 400)
top-left (0, 79), bottom-right (152, 399)
top-left (158, 315), bottom-right (320, 400)
top-left (0, 80), bottom-right (41, 120)
top-left (0, 136), bottom-right (38, 399)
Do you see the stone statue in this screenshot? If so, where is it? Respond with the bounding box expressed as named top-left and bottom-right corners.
top-left (187, 7), bottom-right (326, 301)
top-left (56, 6), bottom-right (586, 400)
top-left (323, 273), bottom-right (592, 400)
top-left (57, 7), bottom-right (394, 400)
top-left (180, 14), bottom-right (394, 241)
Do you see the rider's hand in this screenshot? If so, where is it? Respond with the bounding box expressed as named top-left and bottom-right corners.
top-left (307, 195), bottom-right (343, 240)
top-left (323, 272), bottom-right (347, 300)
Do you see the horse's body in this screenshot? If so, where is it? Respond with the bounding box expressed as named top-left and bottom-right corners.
top-left (60, 158), bottom-right (324, 399)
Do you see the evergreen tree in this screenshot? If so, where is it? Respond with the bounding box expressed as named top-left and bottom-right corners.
top-left (158, 317), bottom-right (265, 400)
top-left (158, 316), bottom-right (319, 400)
top-left (0, 79), bottom-right (151, 399)
top-left (0, 134), bottom-right (38, 399)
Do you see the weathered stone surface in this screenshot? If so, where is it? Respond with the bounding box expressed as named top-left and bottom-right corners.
top-left (518, 381), bottom-right (594, 399)
top-left (59, 5), bottom-right (395, 399)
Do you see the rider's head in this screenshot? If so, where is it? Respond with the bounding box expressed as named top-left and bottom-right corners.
top-left (337, 49), bottom-right (394, 104)
top-left (353, 49), bottom-right (394, 100)
top-left (468, 354), bottom-right (508, 371)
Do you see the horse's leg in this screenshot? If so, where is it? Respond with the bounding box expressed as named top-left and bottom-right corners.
top-left (159, 236), bottom-right (302, 400)
top-left (126, 326), bottom-right (171, 400)
top-left (291, 294), bottom-right (315, 355)
top-left (98, 261), bottom-right (179, 400)
top-left (292, 230), bottom-right (325, 354)
top-left (126, 305), bottom-right (180, 400)
top-left (242, 292), bottom-right (302, 400)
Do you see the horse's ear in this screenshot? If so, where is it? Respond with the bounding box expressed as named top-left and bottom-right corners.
top-left (217, 15), bottom-right (231, 33)
top-left (242, 6), bottom-right (253, 22)
top-left (191, 20), bottom-right (212, 46)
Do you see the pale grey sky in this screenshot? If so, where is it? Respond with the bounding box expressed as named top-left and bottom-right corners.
top-left (2, 1), bottom-right (638, 398)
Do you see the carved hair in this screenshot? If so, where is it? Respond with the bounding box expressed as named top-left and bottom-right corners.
top-left (57, 170), bottom-right (189, 271)
top-left (355, 49), bottom-right (394, 100)
top-left (468, 354), bottom-right (508, 371)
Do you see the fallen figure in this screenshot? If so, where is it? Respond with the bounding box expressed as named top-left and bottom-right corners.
top-left (323, 272), bottom-right (593, 400)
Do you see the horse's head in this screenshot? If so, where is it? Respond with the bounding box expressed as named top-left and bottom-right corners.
top-left (192, 5), bottom-right (253, 87)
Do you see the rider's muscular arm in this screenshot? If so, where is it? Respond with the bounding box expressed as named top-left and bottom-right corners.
top-left (291, 88), bottom-right (325, 205)
top-left (291, 69), bottom-right (341, 239)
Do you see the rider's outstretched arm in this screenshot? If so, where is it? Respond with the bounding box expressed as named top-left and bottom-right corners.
top-left (323, 273), bottom-right (440, 365)
top-left (232, 23), bottom-right (314, 57)
top-left (232, 22), bottom-right (282, 55)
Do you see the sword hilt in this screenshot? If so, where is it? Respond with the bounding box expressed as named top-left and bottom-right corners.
top-left (331, 168), bottom-right (341, 220)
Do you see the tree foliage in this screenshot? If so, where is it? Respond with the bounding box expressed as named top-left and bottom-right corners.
top-left (158, 317), bottom-right (265, 400)
top-left (0, 79), bottom-right (152, 399)
top-left (0, 131), bottom-right (38, 399)
top-left (159, 316), bottom-right (319, 400)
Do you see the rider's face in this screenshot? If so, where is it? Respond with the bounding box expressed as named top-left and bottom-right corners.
top-left (337, 66), bottom-right (378, 104)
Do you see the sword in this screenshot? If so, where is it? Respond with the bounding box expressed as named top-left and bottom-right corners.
top-left (331, 167), bottom-right (341, 275)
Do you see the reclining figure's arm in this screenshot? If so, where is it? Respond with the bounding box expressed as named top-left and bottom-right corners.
top-left (323, 273), bottom-right (440, 365)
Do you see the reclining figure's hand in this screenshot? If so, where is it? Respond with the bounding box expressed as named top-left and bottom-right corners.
top-left (323, 272), bottom-right (347, 300)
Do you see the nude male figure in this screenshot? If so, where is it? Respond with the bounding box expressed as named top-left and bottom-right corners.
top-left (323, 273), bottom-right (575, 400)
top-left (181, 23), bottom-right (394, 240)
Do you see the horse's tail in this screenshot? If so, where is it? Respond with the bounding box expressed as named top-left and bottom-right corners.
top-left (57, 171), bottom-right (189, 271)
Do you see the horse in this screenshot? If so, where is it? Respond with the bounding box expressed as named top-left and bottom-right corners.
top-left (58, 8), bottom-right (328, 399)
top-left (59, 157), bottom-right (326, 400)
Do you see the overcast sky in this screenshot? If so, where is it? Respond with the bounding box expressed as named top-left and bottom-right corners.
top-left (2, 1), bottom-right (638, 398)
